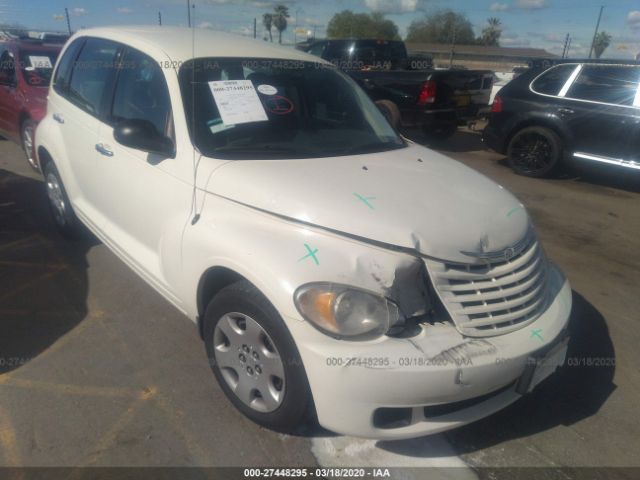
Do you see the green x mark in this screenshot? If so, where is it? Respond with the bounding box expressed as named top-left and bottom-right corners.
top-left (531, 328), bottom-right (544, 341)
top-left (507, 206), bottom-right (524, 217)
top-left (298, 243), bottom-right (319, 265)
top-left (353, 192), bottom-right (376, 210)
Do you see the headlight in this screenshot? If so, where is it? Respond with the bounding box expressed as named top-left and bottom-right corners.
top-left (294, 282), bottom-right (402, 340)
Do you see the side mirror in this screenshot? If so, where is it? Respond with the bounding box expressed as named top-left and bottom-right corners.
top-left (113, 119), bottom-right (175, 158)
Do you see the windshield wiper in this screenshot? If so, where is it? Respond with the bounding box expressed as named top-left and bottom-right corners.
top-left (342, 141), bottom-right (405, 155)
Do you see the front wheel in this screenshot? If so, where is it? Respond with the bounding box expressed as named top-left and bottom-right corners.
top-left (507, 126), bottom-right (563, 178)
top-left (21, 119), bottom-right (38, 170)
top-left (203, 280), bottom-right (313, 432)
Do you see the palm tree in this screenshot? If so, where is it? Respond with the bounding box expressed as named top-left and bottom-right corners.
top-left (480, 17), bottom-right (502, 46)
top-left (593, 31), bottom-right (612, 59)
top-left (262, 13), bottom-right (273, 42)
top-left (272, 5), bottom-right (290, 44)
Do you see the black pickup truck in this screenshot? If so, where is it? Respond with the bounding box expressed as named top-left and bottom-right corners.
top-left (299, 39), bottom-right (494, 139)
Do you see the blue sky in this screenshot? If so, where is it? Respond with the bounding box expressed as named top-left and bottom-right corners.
top-left (2, 0), bottom-right (640, 59)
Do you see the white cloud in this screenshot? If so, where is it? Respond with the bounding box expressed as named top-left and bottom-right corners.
top-left (490, 3), bottom-right (510, 12)
top-left (197, 21), bottom-right (213, 28)
top-left (117, 7), bottom-right (133, 14)
top-left (363, 0), bottom-right (420, 14)
top-left (627, 11), bottom-right (640, 32)
top-left (52, 14), bottom-right (65, 21)
top-left (72, 7), bottom-right (88, 16)
top-left (515, 0), bottom-right (548, 10)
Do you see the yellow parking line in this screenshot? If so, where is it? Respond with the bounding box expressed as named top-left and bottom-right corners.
top-left (0, 234), bottom-right (40, 253)
top-left (0, 404), bottom-right (22, 469)
top-left (0, 377), bottom-right (139, 399)
top-left (0, 270), bottom-right (61, 304)
top-left (0, 260), bottom-right (67, 269)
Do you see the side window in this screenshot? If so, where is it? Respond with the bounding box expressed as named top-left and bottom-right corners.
top-left (53, 38), bottom-right (85, 95)
top-left (531, 64), bottom-right (577, 96)
top-left (566, 65), bottom-right (640, 106)
top-left (67, 38), bottom-right (120, 117)
top-left (111, 48), bottom-right (172, 137)
top-left (0, 50), bottom-right (16, 84)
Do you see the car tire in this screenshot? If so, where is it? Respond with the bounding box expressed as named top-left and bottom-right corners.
top-left (375, 100), bottom-right (401, 130)
top-left (422, 122), bottom-right (457, 141)
top-left (507, 126), bottom-right (563, 178)
top-left (43, 161), bottom-right (81, 238)
top-left (21, 119), bottom-right (38, 170)
top-left (203, 280), bottom-right (313, 432)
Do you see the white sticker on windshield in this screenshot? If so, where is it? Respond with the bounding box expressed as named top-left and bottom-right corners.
top-left (29, 56), bottom-right (53, 69)
top-left (257, 84), bottom-right (277, 95)
top-left (208, 80), bottom-right (268, 126)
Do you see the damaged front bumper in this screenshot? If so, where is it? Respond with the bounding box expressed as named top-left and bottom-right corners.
top-left (286, 264), bottom-right (572, 440)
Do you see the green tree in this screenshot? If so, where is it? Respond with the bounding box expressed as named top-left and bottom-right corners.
top-left (262, 13), bottom-right (273, 42)
top-left (406, 9), bottom-right (476, 45)
top-left (593, 31), bottom-right (612, 59)
top-left (326, 10), bottom-right (400, 40)
top-left (480, 17), bottom-right (502, 46)
top-left (272, 4), bottom-right (290, 44)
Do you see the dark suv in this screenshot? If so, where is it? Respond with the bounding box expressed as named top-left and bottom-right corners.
top-left (483, 60), bottom-right (640, 177)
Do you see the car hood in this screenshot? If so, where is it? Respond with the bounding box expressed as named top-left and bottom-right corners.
top-left (205, 143), bottom-right (530, 263)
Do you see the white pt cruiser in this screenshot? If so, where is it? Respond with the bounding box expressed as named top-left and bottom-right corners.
top-left (36, 27), bottom-right (572, 440)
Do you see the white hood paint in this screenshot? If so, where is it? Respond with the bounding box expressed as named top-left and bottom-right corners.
top-left (205, 144), bottom-right (529, 263)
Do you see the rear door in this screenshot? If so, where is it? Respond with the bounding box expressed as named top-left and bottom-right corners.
top-left (48, 37), bottom-right (121, 228)
top-left (558, 64), bottom-right (640, 164)
top-left (0, 48), bottom-right (19, 138)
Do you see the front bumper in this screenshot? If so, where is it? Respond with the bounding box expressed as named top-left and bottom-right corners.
top-left (287, 264), bottom-right (572, 440)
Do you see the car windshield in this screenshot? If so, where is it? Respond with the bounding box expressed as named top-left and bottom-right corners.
top-left (19, 49), bottom-right (59, 86)
top-left (179, 57), bottom-right (405, 159)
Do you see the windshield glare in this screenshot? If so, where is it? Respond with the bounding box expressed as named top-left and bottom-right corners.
top-left (179, 58), bottom-right (405, 159)
top-left (19, 50), bottom-right (59, 86)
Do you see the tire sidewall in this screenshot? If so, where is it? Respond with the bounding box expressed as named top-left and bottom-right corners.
top-left (43, 161), bottom-right (79, 237)
top-left (21, 119), bottom-right (37, 169)
top-left (508, 126), bottom-right (562, 178)
top-left (203, 282), bottom-right (312, 431)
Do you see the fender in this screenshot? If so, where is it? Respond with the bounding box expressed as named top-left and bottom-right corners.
top-left (180, 195), bottom-right (431, 327)
top-left (503, 111), bottom-right (575, 153)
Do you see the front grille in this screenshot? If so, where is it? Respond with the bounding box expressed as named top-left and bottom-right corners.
top-left (425, 238), bottom-right (549, 337)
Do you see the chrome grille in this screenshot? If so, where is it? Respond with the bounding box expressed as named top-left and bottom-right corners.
top-left (425, 239), bottom-right (548, 337)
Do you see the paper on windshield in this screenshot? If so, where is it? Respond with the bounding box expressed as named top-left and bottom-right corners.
top-left (208, 80), bottom-right (268, 126)
top-left (28, 56), bottom-right (53, 69)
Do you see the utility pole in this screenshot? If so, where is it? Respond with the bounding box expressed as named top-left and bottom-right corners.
top-left (186, 0), bottom-right (192, 28)
top-left (64, 7), bottom-right (72, 35)
top-left (448, 27), bottom-right (457, 68)
top-left (253, 18), bottom-right (257, 38)
top-left (561, 33), bottom-right (570, 58)
top-left (588, 5), bottom-right (604, 59)
top-left (158, 11), bottom-right (162, 26)
top-left (566, 36), bottom-right (572, 58)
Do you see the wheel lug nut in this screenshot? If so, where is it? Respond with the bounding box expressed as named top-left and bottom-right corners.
top-left (247, 366), bottom-right (253, 375)
top-left (255, 366), bottom-right (262, 375)
top-left (239, 353), bottom-right (246, 362)
top-left (252, 351), bottom-right (259, 360)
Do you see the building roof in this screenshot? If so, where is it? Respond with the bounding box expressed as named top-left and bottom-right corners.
top-left (406, 42), bottom-right (557, 59)
top-left (67, 26), bottom-right (326, 64)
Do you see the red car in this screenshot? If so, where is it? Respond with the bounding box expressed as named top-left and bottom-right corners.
top-left (0, 39), bottom-right (62, 169)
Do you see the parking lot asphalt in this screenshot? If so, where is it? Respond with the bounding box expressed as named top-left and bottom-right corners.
top-left (1, 130), bottom-right (639, 473)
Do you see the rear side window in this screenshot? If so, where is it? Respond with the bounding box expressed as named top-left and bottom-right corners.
top-left (67, 38), bottom-right (120, 118)
top-left (531, 64), bottom-right (577, 96)
top-left (53, 38), bottom-right (84, 95)
top-left (565, 65), bottom-right (640, 106)
top-left (110, 47), bottom-right (173, 136)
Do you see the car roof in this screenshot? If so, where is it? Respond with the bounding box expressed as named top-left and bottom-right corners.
top-left (69, 26), bottom-right (329, 65)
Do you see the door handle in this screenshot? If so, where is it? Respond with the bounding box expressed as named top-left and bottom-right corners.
top-left (558, 108), bottom-right (575, 115)
top-left (53, 113), bottom-right (64, 124)
top-left (95, 143), bottom-right (114, 157)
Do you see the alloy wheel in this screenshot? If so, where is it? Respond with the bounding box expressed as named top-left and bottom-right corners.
top-left (213, 312), bottom-right (286, 413)
top-left (22, 124), bottom-right (37, 170)
top-left (510, 132), bottom-right (554, 175)
top-left (46, 172), bottom-right (67, 227)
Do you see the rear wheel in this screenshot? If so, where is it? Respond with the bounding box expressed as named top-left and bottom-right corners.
top-left (203, 280), bottom-right (313, 432)
top-left (43, 161), bottom-right (81, 238)
top-left (507, 126), bottom-right (562, 178)
top-left (375, 100), bottom-right (401, 130)
top-left (21, 119), bottom-right (38, 170)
